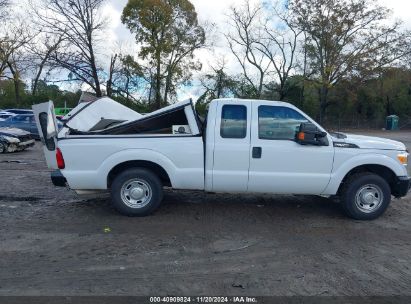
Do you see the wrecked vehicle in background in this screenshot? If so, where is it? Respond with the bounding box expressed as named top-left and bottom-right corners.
top-left (0, 128), bottom-right (35, 153)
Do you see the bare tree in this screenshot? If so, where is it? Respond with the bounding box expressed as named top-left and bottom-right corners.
top-left (254, 3), bottom-right (302, 100)
top-left (106, 54), bottom-right (145, 102)
top-left (33, 0), bottom-right (107, 97)
top-left (225, 0), bottom-right (270, 99)
top-left (0, 20), bottom-right (33, 104)
top-left (29, 33), bottom-right (64, 95)
top-left (0, 20), bottom-right (29, 77)
top-left (199, 56), bottom-right (233, 100)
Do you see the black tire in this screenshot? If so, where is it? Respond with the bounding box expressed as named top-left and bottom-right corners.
top-left (340, 172), bottom-right (391, 220)
top-left (111, 168), bottom-right (163, 216)
top-left (0, 141), bottom-right (6, 153)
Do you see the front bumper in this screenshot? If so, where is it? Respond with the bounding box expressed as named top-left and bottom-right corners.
top-left (51, 170), bottom-right (67, 187)
top-left (19, 139), bottom-right (35, 149)
top-left (392, 176), bottom-right (411, 198)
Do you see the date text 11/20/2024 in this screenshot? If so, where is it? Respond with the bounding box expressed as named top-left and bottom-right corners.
top-left (149, 296), bottom-right (258, 303)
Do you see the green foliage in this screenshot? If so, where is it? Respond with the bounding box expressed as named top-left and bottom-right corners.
top-left (289, 0), bottom-right (408, 122)
top-left (122, 0), bottom-right (205, 108)
top-left (110, 95), bottom-right (151, 114)
top-left (0, 79), bottom-right (81, 109)
top-left (0, 79), bottom-right (26, 108)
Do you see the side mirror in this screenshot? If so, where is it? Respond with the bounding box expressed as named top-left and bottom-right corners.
top-left (296, 122), bottom-right (329, 146)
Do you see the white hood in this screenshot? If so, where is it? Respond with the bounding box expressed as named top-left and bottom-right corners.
top-left (334, 133), bottom-right (407, 151)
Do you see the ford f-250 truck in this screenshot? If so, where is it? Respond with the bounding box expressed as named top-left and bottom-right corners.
top-left (32, 98), bottom-right (410, 220)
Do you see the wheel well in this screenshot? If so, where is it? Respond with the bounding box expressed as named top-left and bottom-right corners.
top-left (107, 160), bottom-right (172, 188)
top-left (338, 164), bottom-right (397, 195)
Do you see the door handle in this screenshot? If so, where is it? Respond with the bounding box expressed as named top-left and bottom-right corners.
top-left (252, 147), bottom-right (262, 159)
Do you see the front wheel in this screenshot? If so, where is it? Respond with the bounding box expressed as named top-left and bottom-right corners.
top-left (111, 168), bottom-right (163, 216)
top-left (340, 173), bottom-right (391, 220)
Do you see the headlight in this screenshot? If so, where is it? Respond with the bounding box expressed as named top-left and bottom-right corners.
top-left (397, 152), bottom-right (408, 166)
top-left (1, 136), bottom-right (20, 144)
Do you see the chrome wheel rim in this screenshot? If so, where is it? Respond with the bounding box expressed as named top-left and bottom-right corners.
top-left (355, 184), bottom-right (384, 213)
top-left (121, 179), bottom-right (152, 209)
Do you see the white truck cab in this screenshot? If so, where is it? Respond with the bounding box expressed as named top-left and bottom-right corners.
top-left (33, 98), bottom-right (410, 220)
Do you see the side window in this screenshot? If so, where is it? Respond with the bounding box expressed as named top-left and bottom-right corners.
top-left (220, 105), bottom-right (247, 139)
top-left (258, 106), bottom-right (308, 140)
top-left (39, 112), bottom-right (56, 151)
top-left (13, 115), bottom-right (29, 123)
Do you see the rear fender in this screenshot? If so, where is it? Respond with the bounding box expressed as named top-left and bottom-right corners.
top-left (97, 149), bottom-right (178, 189)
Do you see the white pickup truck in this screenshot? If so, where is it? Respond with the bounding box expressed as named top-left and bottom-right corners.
top-left (33, 98), bottom-right (410, 220)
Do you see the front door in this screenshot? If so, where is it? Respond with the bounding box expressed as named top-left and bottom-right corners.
top-left (247, 102), bottom-right (334, 194)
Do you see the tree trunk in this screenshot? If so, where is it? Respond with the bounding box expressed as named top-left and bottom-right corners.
top-left (32, 57), bottom-right (47, 96)
top-left (7, 62), bottom-right (20, 106)
top-left (257, 71), bottom-right (264, 99)
top-left (13, 76), bottom-right (20, 106)
top-left (125, 75), bottom-right (130, 102)
top-left (106, 54), bottom-right (117, 98)
top-left (148, 74), bottom-right (153, 104)
top-left (278, 81), bottom-right (286, 101)
top-left (319, 85), bottom-right (329, 123)
top-left (154, 52), bottom-right (162, 109)
top-left (92, 66), bottom-right (102, 97)
top-left (88, 42), bottom-right (102, 97)
top-left (299, 36), bottom-right (308, 109)
top-left (164, 67), bottom-right (173, 105)
top-left (216, 71), bottom-right (223, 98)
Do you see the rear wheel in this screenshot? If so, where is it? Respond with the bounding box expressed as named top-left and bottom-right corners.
top-left (340, 173), bottom-right (391, 220)
top-left (111, 168), bottom-right (163, 216)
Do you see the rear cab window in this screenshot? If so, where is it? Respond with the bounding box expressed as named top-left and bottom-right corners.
top-left (220, 105), bottom-right (247, 139)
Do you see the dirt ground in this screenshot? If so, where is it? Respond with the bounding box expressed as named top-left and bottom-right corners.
top-left (0, 130), bottom-right (410, 296)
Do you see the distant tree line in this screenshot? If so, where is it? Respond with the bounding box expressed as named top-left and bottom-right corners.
top-left (1, 0), bottom-right (411, 128)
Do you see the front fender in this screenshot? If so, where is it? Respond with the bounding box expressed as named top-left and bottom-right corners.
top-left (323, 152), bottom-right (407, 195)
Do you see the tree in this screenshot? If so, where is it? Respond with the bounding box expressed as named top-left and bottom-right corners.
top-left (29, 33), bottom-right (64, 95)
top-left (33, 0), bottom-right (107, 97)
top-left (122, 0), bottom-right (206, 109)
top-left (0, 19), bottom-right (33, 105)
top-left (225, 0), bottom-right (270, 99)
top-left (107, 54), bottom-right (145, 102)
top-left (255, 2), bottom-right (302, 100)
top-left (196, 57), bottom-right (235, 114)
top-left (290, 0), bottom-right (411, 122)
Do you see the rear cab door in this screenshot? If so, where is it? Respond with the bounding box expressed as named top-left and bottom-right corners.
top-left (32, 101), bottom-right (58, 169)
top-left (210, 99), bottom-right (252, 192)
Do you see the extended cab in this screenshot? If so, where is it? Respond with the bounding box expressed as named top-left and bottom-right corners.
top-left (33, 98), bottom-right (410, 220)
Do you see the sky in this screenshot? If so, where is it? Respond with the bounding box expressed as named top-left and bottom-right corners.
top-left (104, 0), bottom-right (411, 47)
top-left (98, 0), bottom-right (411, 99)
